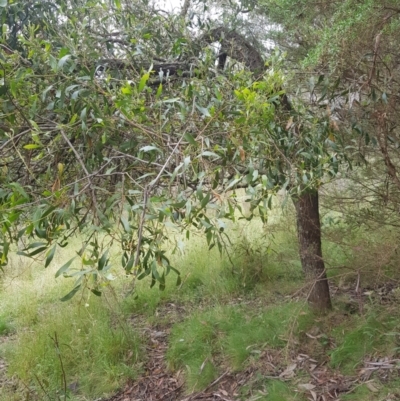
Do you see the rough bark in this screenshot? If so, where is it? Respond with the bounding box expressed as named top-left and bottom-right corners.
top-left (293, 190), bottom-right (332, 311)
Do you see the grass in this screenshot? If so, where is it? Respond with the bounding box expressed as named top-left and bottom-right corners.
top-left (2, 191), bottom-right (400, 400)
top-left (166, 302), bottom-right (310, 392)
top-left (4, 297), bottom-right (140, 398)
top-left (265, 380), bottom-right (297, 401)
top-left (123, 210), bottom-right (304, 319)
top-left (330, 308), bottom-right (400, 374)
top-left (0, 243), bottom-right (142, 401)
top-left (0, 315), bottom-right (10, 335)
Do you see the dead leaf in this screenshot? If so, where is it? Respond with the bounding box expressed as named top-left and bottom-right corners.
top-left (298, 383), bottom-right (316, 391)
top-left (280, 364), bottom-right (297, 378)
top-left (286, 116), bottom-right (294, 129)
top-left (366, 382), bottom-right (379, 393)
top-left (239, 146), bottom-right (246, 162)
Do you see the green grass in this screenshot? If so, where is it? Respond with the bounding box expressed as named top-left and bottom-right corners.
top-left (330, 309), bottom-right (400, 374)
top-left (123, 213), bottom-right (304, 319)
top-left (0, 244), bottom-right (142, 401)
top-left (4, 297), bottom-right (140, 398)
top-left (2, 191), bottom-right (400, 400)
top-left (265, 380), bottom-right (297, 401)
top-left (0, 315), bottom-right (10, 335)
top-left (341, 384), bottom-right (375, 401)
top-left (166, 302), bottom-right (309, 392)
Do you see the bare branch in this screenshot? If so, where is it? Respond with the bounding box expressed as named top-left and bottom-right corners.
top-left (180, 0), bottom-right (191, 18)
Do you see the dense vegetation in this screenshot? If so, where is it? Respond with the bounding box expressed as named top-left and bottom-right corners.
top-left (1, 0), bottom-right (400, 399)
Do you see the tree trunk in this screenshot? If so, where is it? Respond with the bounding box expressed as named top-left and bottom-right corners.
top-left (293, 190), bottom-right (332, 311)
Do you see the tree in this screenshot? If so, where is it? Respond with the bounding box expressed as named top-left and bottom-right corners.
top-left (0, 0), bottom-right (352, 310)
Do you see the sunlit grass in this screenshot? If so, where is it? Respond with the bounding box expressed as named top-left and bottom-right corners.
top-left (0, 240), bottom-right (142, 400)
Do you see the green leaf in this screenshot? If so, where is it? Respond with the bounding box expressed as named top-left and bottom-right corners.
top-left (0, 1), bottom-right (7, 8)
top-left (184, 133), bottom-right (196, 145)
top-left (196, 104), bottom-right (211, 117)
top-left (138, 73), bottom-right (150, 92)
top-left (201, 193), bottom-right (211, 209)
top-left (18, 246), bottom-right (48, 257)
top-left (120, 216), bottom-right (131, 233)
top-left (124, 255), bottom-right (135, 272)
top-left (58, 54), bottom-right (71, 68)
top-left (199, 151), bottom-right (220, 159)
top-left (156, 83), bottom-right (162, 98)
top-left (23, 144), bottom-right (40, 150)
top-left (45, 245), bottom-right (56, 268)
top-left (60, 285), bottom-right (81, 302)
top-left (55, 257), bottom-right (76, 278)
top-left (121, 84), bottom-right (132, 95)
top-left (98, 250), bottom-right (108, 271)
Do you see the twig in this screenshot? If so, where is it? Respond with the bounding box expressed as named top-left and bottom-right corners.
top-left (60, 129), bottom-right (100, 217)
top-left (203, 370), bottom-right (229, 392)
top-left (132, 186), bottom-right (149, 271)
top-left (0, 128), bottom-right (31, 151)
top-left (366, 32), bottom-right (382, 88)
top-left (50, 332), bottom-right (68, 401)
top-left (129, 132), bottom-right (187, 289)
top-left (33, 373), bottom-right (53, 401)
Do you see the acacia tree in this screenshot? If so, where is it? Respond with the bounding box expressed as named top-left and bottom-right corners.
top-left (0, 0), bottom-right (350, 310)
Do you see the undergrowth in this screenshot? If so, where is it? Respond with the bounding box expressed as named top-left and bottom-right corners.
top-left (1, 194), bottom-right (400, 400)
top-left (0, 245), bottom-right (142, 401)
top-left (330, 308), bottom-right (400, 374)
top-left (166, 302), bottom-right (310, 392)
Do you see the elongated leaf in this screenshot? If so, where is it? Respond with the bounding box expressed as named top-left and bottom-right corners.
top-left (17, 246), bottom-right (48, 257)
top-left (138, 73), bottom-right (150, 92)
top-left (184, 133), bottom-right (196, 145)
top-left (45, 245), bottom-right (56, 268)
top-left (156, 83), bottom-right (162, 98)
top-left (140, 145), bottom-right (160, 153)
top-left (201, 193), bottom-right (211, 209)
top-left (55, 256), bottom-right (76, 278)
top-left (199, 151), bottom-right (220, 159)
top-left (98, 250), bottom-right (108, 271)
top-left (60, 285), bottom-right (81, 302)
top-left (120, 216), bottom-right (131, 233)
top-left (23, 144), bottom-right (40, 150)
top-left (196, 104), bottom-right (211, 117)
top-left (58, 54), bottom-right (71, 68)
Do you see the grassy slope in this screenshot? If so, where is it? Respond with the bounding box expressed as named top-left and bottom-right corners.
top-left (1, 200), bottom-right (400, 400)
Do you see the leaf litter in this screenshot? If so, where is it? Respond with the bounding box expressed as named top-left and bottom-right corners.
top-left (102, 285), bottom-right (400, 401)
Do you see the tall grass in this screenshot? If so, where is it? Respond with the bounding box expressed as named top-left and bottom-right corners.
top-left (123, 208), bottom-right (304, 317)
top-left (2, 190), bottom-right (400, 400)
top-left (0, 242), bottom-right (142, 400)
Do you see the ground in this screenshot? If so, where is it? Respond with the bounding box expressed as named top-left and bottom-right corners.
top-left (102, 283), bottom-right (400, 401)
